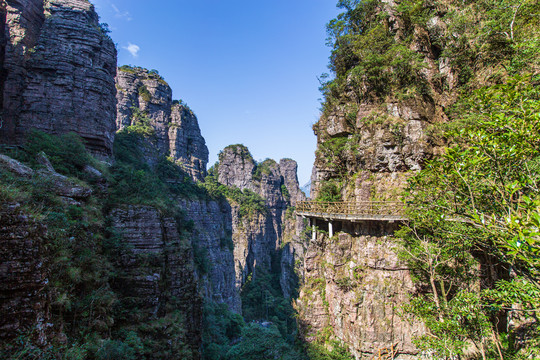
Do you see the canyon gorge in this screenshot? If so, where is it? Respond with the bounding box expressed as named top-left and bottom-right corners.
top-left (1, 0), bottom-right (539, 359)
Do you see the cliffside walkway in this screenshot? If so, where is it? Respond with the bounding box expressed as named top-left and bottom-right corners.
top-left (295, 200), bottom-right (406, 238)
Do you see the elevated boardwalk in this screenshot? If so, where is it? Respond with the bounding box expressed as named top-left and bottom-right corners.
top-left (295, 201), bottom-right (406, 238)
top-left (296, 201), bottom-right (406, 221)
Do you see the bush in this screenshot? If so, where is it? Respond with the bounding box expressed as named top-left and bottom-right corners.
top-left (225, 323), bottom-right (303, 360)
top-left (10, 130), bottom-right (93, 177)
top-left (316, 182), bottom-right (342, 202)
top-left (253, 159), bottom-right (277, 181)
top-left (96, 340), bottom-right (136, 360)
top-left (203, 174), bottom-right (268, 219)
top-left (137, 85), bottom-right (152, 103)
top-left (202, 302), bottom-right (245, 360)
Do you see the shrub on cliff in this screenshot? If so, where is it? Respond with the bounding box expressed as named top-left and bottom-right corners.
top-left (203, 173), bottom-right (268, 218)
top-left (110, 130), bottom-right (208, 212)
top-left (6, 130), bottom-right (94, 178)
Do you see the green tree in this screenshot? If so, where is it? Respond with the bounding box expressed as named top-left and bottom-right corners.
top-left (225, 323), bottom-right (302, 360)
top-left (399, 76), bottom-right (540, 359)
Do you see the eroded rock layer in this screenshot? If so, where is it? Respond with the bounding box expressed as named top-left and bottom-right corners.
top-left (297, 224), bottom-right (423, 359)
top-left (0, 203), bottom-right (49, 345)
top-left (302, 0), bottom-right (451, 356)
top-left (179, 198), bottom-right (241, 313)
top-left (0, 0), bottom-right (117, 157)
top-left (216, 145), bottom-right (306, 296)
top-left (110, 205), bottom-right (202, 354)
top-left (116, 67), bottom-right (209, 181)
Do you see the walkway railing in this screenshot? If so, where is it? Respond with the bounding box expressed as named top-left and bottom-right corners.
top-left (295, 200), bottom-right (405, 221)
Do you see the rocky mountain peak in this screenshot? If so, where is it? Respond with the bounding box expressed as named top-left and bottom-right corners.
top-left (116, 65), bottom-right (209, 181)
top-left (217, 144), bottom-right (256, 189)
top-left (279, 158), bottom-right (306, 206)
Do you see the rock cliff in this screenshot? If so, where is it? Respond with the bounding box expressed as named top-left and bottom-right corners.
top-left (0, 202), bottom-right (49, 346)
top-left (116, 66), bottom-right (208, 181)
top-left (0, 0), bottom-right (117, 157)
top-left (110, 205), bottom-right (202, 354)
top-left (216, 144), bottom-right (306, 297)
top-left (296, 225), bottom-right (423, 359)
top-left (299, 0), bottom-right (453, 357)
top-left (179, 198), bottom-right (241, 313)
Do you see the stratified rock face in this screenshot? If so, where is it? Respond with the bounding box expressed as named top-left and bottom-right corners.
top-left (296, 226), bottom-right (423, 360)
top-left (0, 0), bottom-right (117, 158)
top-left (116, 68), bottom-right (172, 156)
top-left (279, 158), bottom-right (306, 206)
top-left (0, 203), bottom-right (49, 346)
top-left (217, 145), bottom-right (256, 189)
top-left (179, 198), bottom-right (241, 313)
top-left (116, 67), bottom-right (209, 181)
top-left (110, 205), bottom-right (202, 354)
top-left (216, 145), bottom-right (307, 297)
top-left (231, 207), bottom-right (277, 287)
top-left (169, 105), bottom-right (209, 181)
top-left (0, 5), bottom-right (8, 111)
top-left (301, 1), bottom-right (454, 355)
top-left (311, 101), bottom-right (431, 199)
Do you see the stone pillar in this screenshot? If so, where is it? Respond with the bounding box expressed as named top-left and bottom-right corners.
top-left (312, 218), bottom-right (316, 241)
top-left (329, 221), bottom-right (333, 238)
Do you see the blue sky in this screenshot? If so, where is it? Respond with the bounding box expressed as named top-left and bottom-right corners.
top-left (91, 0), bottom-right (340, 186)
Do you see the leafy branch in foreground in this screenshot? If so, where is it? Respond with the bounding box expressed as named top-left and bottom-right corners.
top-left (398, 76), bottom-right (540, 360)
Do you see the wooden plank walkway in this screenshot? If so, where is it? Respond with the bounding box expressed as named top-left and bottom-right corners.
top-left (295, 201), bottom-right (406, 222)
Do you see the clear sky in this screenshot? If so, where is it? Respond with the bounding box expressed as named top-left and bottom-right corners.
top-left (91, 0), bottom-right (340, 186)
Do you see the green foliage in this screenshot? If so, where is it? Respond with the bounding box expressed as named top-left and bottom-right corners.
top-left (99, 22), bottom-right (111, 35)
top-left (316, 137), bottom-right (350, 175)
top-left (138, 85), bottom-right (152, 102)
top-left (110, 130), bottom-right (208, 211)
top-left (241, 268), bottom-right (299, 343)
top-left (443, 0), bottom-right (540, 83)
top-left (281, 184), bottom-right (291, 202)
top-left (202, 302), bottom-right (245, 360)
top-left (0, 144), bottom-right (119, 358)
top-left (321, 0), bottom-right (540, 139)
top-left (305, 341), bottom-right (354, 360)
top-left (125, 107), bottom-right (155, 137)
top-left (118, 65), bottom-right (169, 85)
top-left (399, 76), bottom-right (540, 358)
top-left (0, 131), bottom-right (201, 358)
top-left (316, 181), bottom-right (342, 202)
top-left (118, 65), bottom-right (136, 74)
top-left (8, 130), bottom-right (94, 178)
top-left (95, 339), bottom-right (137, 360)
top-left (225, 323), bottom-right (303, 360)
top-left (253, 159), bottom-right (277, 181)
top-left (203, 173), bottom-right (268, 219)
top-left (322, 0), bottom-right (427, 112)
top-left (219, 144), bottom-right (254, 163)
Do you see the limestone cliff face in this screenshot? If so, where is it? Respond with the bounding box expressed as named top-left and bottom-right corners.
top-left (296, 225), bottom-right (423, 360)
top-left (279, 158), bottom-right (306, 206)
top-left (310, 0), bottom-right (457, 200)
top-left (0, 0), bottom-right (117, 157)
top-left (115, 69), bottom-right (237, 315)
top-left (216, 145), bottom-right (256, 190)
top-left (216, 145), bottom-right (306, 297)
top-left (0, 202), bottom-right (49, 346)
top-left (0, 153), bottom-right (98, 346)
top-left (301, 0), bottom-right (451, 357)
top-left (179, 198), bottom-right (241, 313)
top-left (116, 67), bottom-right (209, 181)
top-left (110, 205), bottom-right (202, 355)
